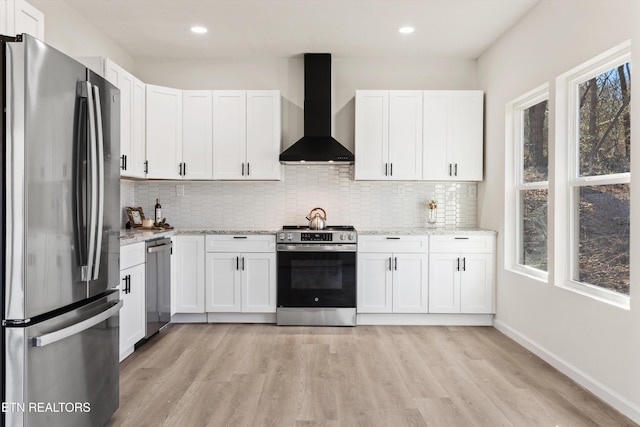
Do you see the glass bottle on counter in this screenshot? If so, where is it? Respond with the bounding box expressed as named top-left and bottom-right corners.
top-left (155, 198), bottom-right (162, 225)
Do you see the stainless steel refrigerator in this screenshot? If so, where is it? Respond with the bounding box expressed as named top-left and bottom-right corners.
top-left (1, 34), bottom-right (121, 427)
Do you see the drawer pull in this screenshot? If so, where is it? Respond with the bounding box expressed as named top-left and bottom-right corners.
top-left (386, 237), bottom-right (401, 240)
top-left (454, 237), bottom-right (470, 240)
top-left (233, 236), bottom-right (248, 239)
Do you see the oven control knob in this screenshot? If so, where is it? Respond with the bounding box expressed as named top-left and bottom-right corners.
top-left (287, 233), bottom-right (294, 240)
top-left (314, 297), bottom-right (319, 302)
top-left (279, 233), bottom-right (285, 241)
top-left (340, 233), bottom-right (346, 240)
top-left (348, 233), bottom-right (355, 241)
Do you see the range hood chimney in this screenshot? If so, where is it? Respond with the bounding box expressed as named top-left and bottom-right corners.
top-left (279, 53), bottom-right (354, 164)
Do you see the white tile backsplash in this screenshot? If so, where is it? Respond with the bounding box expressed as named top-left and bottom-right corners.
top-left (124, 165), bottom-right (477, 229)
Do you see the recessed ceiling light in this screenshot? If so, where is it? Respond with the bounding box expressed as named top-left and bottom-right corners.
top-left (191, 26), bottom-right (208, 34)
top-left (398, 26), bottom-right (415, 34)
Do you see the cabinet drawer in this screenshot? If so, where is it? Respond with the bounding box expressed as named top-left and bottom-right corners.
top-left (357, 235), bottom-right (428, 253)
top-left (429, 235), bottom-right (495, 254)
top-left (120, 242), bottom-right (146, 270)
top-left (206, 234), bottom-right (275, 253)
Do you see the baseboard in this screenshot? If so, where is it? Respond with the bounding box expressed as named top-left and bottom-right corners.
top-left (171, 313), bottom-right (207, 323)
top-left (207, 313), bottom-right (276, 323)
top-left (493, 319), bottom-right (640, 424)
top-left (357, 313), bottom-right (494, 326)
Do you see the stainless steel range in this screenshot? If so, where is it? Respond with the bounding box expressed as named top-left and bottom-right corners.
top-left (276, 226), bottom-right (357, 326)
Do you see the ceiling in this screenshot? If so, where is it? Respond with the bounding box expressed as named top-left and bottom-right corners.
top-left (54, 0), bottom-right (539, 60)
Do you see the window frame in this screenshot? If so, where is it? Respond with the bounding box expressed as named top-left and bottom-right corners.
top-left (556, 40), bottom-right (631, 308)
top-left (506, 84), bottom-right (550, 282)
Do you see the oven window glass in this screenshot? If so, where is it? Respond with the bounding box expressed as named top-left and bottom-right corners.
top-left (291, 260), bottom-right (343, 290)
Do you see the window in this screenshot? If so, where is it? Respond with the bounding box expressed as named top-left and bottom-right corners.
top-left (506, 85), bottom-right (549, 280)
top-left (557, 41), bottom-right (631, 303)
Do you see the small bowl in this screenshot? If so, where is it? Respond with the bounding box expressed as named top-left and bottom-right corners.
top-left (142, 219), bottom-right (154, 228)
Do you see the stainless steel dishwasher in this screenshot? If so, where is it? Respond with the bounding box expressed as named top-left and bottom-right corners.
top-left (145, 237), bottom-right (172, 338)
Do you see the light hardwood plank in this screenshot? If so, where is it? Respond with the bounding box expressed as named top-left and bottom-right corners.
top-left (107, 324), bottom-right (637, 427)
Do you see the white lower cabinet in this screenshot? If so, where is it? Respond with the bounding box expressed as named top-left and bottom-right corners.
top-left (173, 235), bottom-right (206, 313)
top-left (119, 243), bottom-right (146, 362)
top-left (357, 236), bottom-right (429, 314)
top-left (205, 235), bottom-right (276, 313)
top-left (428, 235), bottom-right (495, 314)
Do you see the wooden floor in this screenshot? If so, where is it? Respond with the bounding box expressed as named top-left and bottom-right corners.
top-left (108, 324), bottom-right (637, 427)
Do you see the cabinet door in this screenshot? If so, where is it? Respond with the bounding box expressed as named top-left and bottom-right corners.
top-left (422, 91), bottom-right (452, 180)
top-left (146, 85), bottom-right (182, 179)
top-left (182, 91), bottom-right (213, 179)
top-left (428, 253), bottom-right (460, 313)
top-left (245, 91), bottom-right (281, 180)
top-left (206, 252), bottom-right (242, 312)
top-left (241, 252), bottom-right (276, 313)
top-left (451, 91), bottom-right (483, 181)
top-left (357, 253), bottom-right (393, 313)
top-left (392, 253), bottom-right (428, 313)
top-left (120, 263), bottom-right (146, 361)
top-left (12, 0), bottom-right (44, 40)
top-left (460, 253), bottom-right (493, 313)
top-left (130, 78), bottom-right (147, 178)
top-left (105, 60), bottom-right (134, 178)
top-left (212, 91), bottom-right (247, 179)
top-left (355, 91), bottom-right (389, 180)
top-left (174, 236), bottom-right (205, 313)
top-left (388, 91), bottom-right (422, 180)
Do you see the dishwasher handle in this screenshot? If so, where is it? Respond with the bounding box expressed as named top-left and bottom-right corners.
top-left (147, 243), bottom-right (173, 254)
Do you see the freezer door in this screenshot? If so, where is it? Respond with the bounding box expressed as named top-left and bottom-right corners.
top-left (3, 35), bottom-right (120, 320)
top-left (4, 292), bottom-right (121, 427)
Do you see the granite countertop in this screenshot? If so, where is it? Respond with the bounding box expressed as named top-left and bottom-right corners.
top-left (356, 227), bottom-right (497, 236)
top-left (120, 227), bottom-right (496, 245)
top-left (119, 228), bottom-right (279, 245)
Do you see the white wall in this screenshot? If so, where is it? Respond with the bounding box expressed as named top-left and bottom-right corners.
top-left (477, 0), bottom-right (640, 421)
top-left (28, 0), bottom-right (134, 70)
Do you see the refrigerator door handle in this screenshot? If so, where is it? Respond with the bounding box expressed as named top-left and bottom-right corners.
top-left (92, 84), bottom-right (105, 280)
top-left (84, 81), bottom-right (98, 282)
top-left (32, 300), bottom-right (123, 348)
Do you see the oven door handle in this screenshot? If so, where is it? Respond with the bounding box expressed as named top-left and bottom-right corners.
top-left (277, 244), bottom-right (357, 252)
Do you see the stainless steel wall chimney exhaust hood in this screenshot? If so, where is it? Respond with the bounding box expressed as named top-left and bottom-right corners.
top-left (280, 53), bottom-right (354, 164)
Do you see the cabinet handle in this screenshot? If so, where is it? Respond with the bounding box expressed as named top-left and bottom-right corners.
top-left (120, 155), bottom-right (126, 170)
top-left (454, 237), bottom-right (469, 240)
top-left (390, 163), bottom-right (393, 177)
top-left (184, 163), bottom-right (187, 176)
top-left (449, 163), bottom-right (452, 176)
top-left (386, 237), bottom-right (400, 240)
top-left (236, 256), bottom-right (239, 270)
top-left (394, 257), bottom-right (398, 271)
top-left (462, 257), bottom-right (466, 271)
top-left (122, 276), bottom-right (128, 293)
top-left (385, 163), bottom-right (388, 176)
top-left (455, 163), bottom-right (458, 176)
top-left (241, 163), bottom-right (245, 176)
top-left (388, 257), bottom-right (392, 271)
top-left (144, 160), bottom-right (149, 174)
top-left (247, 163), bottom-right (250, 176)
top-left (179, 163), bottom-right (182, 176)
top-left (233, 236), bottom-right (248, 239)
top-left (456, 257), bottom-right (460, 272)
top-left (242, 257), bottom-right (245, 271)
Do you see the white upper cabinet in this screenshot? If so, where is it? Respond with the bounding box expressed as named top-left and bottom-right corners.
top-left (423, 90), bottom-right (484, 181)
top-left (182, 91), bottom-right (213, 179)
top-left (212, 90), bottom-right (281, 180)
top-left (355, 90), bottom-right (422, 180)
top-left (3, 0), bottom-right (45, 40)
top-left (105, 60), bottom-right (146, 178)
top-left (146, 84), bottom-right (183, 180)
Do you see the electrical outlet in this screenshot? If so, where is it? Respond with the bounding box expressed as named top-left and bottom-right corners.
top-left (176, 184), bottom-right (185, 197)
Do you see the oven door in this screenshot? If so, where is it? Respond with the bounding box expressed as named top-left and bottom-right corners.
top-left (277, 248), bottom-right (356, 308)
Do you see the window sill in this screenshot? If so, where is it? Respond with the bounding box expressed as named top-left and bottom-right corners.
top-left (508, 265), bottom-right (549, 284)
top-left (557, 280), bottom-right (630, 310)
